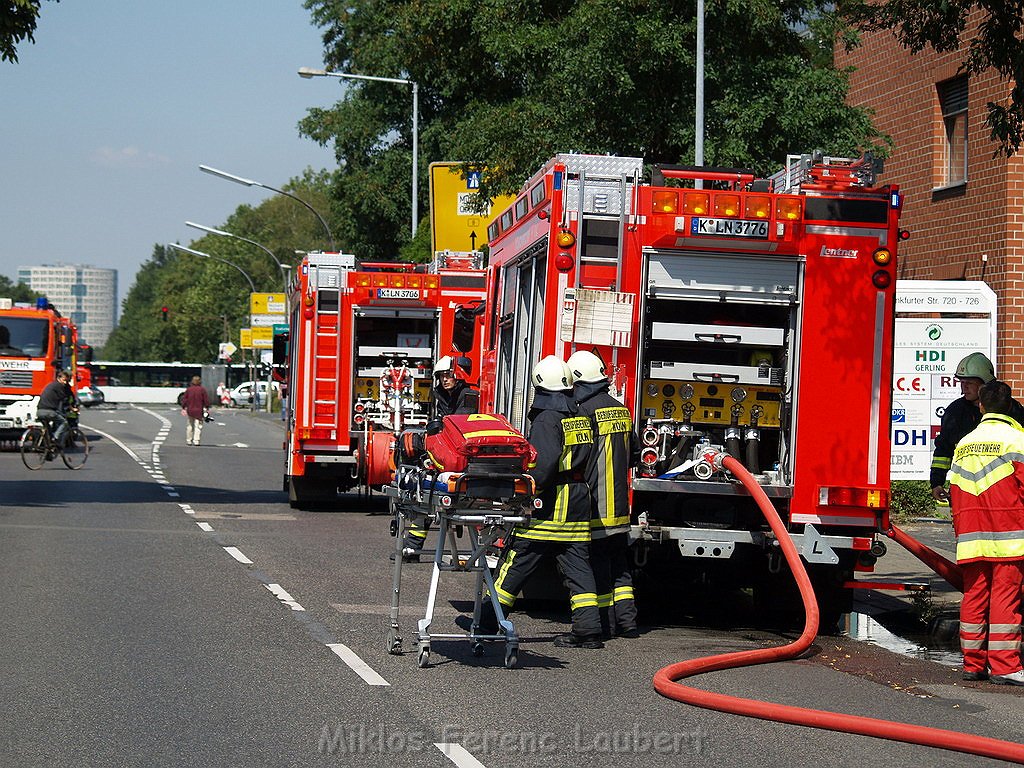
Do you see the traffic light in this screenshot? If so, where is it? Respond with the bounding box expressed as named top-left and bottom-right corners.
top-left (161, 306), bottom-right (169, 322)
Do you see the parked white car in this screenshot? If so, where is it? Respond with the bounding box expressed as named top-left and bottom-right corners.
top-left (229, 381), bottom-right (280, 407)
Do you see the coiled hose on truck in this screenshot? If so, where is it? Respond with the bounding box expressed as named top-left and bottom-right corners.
top-left (652, 452), bottom-right (1024, 763)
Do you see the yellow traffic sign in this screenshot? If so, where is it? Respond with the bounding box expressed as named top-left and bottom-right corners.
top-left (251, 327), bottom-right (273, 349)
top-left (240, 328), bottom-right (253, 349)
top-left (429, 162), bottom-right (514, 254)
top-left (250, 293), bottom-right (286, 315)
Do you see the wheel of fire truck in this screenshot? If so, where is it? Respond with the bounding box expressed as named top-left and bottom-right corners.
top-left (287, 476), bottom-right (338, 510)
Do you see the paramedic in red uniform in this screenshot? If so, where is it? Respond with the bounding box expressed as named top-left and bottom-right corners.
top-left (398, 356), bottom-right (479, 561)
top-left (949, 380), bottom-right (1024, 685)
top-left (481, 355), bottom-right (603, 648)
top-left (567, 350), bottom-right (641, 638)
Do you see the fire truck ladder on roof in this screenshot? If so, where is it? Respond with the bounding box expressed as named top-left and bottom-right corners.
top-left (312, 290), bottom-right (341, 429)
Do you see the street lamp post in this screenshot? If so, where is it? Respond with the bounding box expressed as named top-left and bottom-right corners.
top-left (167, 242), bottom-right (261, 412)
top-left (185, 221), bottom-right (292, 298)
top-left (198, 165), bottom-right (336, 252)
top-left (298, 66), bottom-right (418, 239)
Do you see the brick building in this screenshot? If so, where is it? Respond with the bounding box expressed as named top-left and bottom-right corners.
top-left (837, 13), bottom-right (1024, 389)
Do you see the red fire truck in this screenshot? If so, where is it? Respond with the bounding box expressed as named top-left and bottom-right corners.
top-left (480, 153), bottom-right (903, 623)
top-left (282, 251), bottom-right (487, 507)
top-left (0, 297), bottom-right (78, 439)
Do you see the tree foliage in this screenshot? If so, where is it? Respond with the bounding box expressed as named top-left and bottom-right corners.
top-left (0, 274), bottom-right (42, 304)
top-left (102, 171), bottom-right (336, 362)
top-left (301, 0), bottom-right (885, 262)
top-left (838, 0), bottom-right (1024, 157)
top-left (1, 0), bottom-right (57, 63)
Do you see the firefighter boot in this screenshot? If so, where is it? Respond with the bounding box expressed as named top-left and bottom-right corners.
top-left (552, 632), bottom-right (604, 649)
top-left (990, 670), bottom-right (1024, 686)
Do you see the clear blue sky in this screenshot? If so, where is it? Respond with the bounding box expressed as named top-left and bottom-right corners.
top-left (0, 1), bottom-right (340, 306)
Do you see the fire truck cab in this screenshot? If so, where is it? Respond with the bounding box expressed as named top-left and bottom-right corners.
top-left (480, 153), bottom-right (902, 623)
top-left (0, 297), bottom-right (78, 439)
top-left (283, 251), bottom-right (487, 508)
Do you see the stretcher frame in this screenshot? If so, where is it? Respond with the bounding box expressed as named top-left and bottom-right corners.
top-left (384, 463), bottom-right (536, 669)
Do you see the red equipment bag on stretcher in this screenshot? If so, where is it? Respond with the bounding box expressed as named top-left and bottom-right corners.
top-left (424, 413), bottom-right (535, 473)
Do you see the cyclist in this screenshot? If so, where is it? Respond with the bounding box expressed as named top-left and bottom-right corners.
top-left (37, 369), bottom-right (79, 450)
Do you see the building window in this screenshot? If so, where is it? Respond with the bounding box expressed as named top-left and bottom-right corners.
top-left (937, 76), bottom-right (968, 189)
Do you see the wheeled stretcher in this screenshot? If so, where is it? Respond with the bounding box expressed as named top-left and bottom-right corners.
top-left (384, 414), bottom-right (538, 669)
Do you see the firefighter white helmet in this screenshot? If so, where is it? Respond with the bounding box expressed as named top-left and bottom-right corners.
top-left (955, 352), bottom-right (995, 383)
top-left (434, 356), bottom-right (454, 377)
top-left (566, 350), bottom-right (607, 384)
top-left (532, 355), bottom-right (573, 391)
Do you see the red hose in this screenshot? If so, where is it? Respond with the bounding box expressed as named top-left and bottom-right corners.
top-left (653, 453), bottom-right (1024, 764)
top-left (887, 522), bottom-right (963, 592)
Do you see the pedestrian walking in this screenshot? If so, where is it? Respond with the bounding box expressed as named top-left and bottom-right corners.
top-left (181, 376), bottom-right (210, 446)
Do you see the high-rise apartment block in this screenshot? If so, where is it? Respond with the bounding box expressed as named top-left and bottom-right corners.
top-left (16, 264), bottom-right (118, 348)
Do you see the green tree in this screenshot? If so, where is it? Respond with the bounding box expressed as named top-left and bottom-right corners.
top-left (300, 0), bottom-right (885, 261)
top-left (838, 0), bottom-right (1024, 156)
top-left (1, 0), bottom-right (58, 63)
top-left (0, 274), bottom-right (42, 303)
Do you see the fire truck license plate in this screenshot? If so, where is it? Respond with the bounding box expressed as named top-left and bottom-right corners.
top-left (691, 218), bottom-right (769, 238)
top-left (377, 288), bottom-right (420, 299)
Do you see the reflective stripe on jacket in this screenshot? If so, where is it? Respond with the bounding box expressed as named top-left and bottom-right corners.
top-left (519, 405), bottom-right (593, 543)
top-left (575, 384), bottom-right (638, 538)
top-left (949, 413), bottom-right (1024, 563)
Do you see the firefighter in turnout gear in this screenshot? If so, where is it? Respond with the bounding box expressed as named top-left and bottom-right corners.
top-left (567, 350), bottom-right (641, 638)
top-left (398, 356), bottom-right (481, 562)
top-left (481, 355), bottom-right (603, 648)
top-left (949, 380), bottom-right (1024, 685)
top-left (931, 352), bottom-right (1024, 502)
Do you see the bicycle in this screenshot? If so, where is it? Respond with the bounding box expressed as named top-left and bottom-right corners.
top-left (20, 410), bottom-right (89, 470)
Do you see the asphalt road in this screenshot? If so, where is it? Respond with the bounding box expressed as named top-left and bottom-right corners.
top-left (2, 404), bottom-right (1023, 767)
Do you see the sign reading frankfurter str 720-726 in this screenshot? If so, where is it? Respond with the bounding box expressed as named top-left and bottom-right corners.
top-left (891, 281), bottom-right (997, 480)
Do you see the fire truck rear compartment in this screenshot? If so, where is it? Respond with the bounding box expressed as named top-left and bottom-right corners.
top-left (636, 252), bottom-right (798, 489)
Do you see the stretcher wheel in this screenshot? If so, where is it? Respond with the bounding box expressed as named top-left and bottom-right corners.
top-left (472, 642), bottom-right (485, 657)
top-left (417, 647), bottom-right (430, 668)
top-left (386, 629), bottom-right (402, 655)
top-left (504, 647), bottom-right (518, 669)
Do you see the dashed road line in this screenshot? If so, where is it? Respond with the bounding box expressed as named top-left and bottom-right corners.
top-left (223, 546), bottom-right (253, 565)
top-left (326, 643), bottom-right (390, 686)
top-left (435, 743), bottom-right (488, 768)
top-left (196, 522), bottom-right (214, 532)
top-left (265, 583), bottom-right (305, 611)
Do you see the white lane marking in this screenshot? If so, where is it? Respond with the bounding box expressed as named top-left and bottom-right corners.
top-left (179, 504), bottom-right (194, 515)
top-left (197, 522), bottom-right (214, 532)
top-left (80, 425), bottom-right (143, 464)
top-left (232, 442), bottom-right (249, 448)
top-left (435, 743), bottom-right (488, 768)
top-left (106, 419), bottom-right (127, 424)
top-left (223, 546), bottom-right (253, 565)
top-left (265, 583), bottom-right (305, 611)
top-left (326, 643), bottom-right (390, 687)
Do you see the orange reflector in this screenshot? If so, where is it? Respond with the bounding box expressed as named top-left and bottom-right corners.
top-left (818, 486), bottom-right (888, 508)
top-left (372, 275), bottom-right (387, 287)
top-left (776, 198), bottom-right (803, 221)
top-left (407, 274), bottom-right (422, 288)
top-left (555, 230), bottom-right (576, 248)
top-left (424, 275), bottom-right (439, 289)
top-left (652, 190), bottom-right (678, 214)
top-left (714, 194), bottom-right (740, 217)
top-left (683, 192), bottom-right (710, 216)
top-left (873, 248), bottom-right (892, 265)
top-left (745, 196), bottom-right (771, 218)
top-left (354, 274), bottom-right (371, 288)
top-left (391, 275), bottom-right (406, 287)
top-left (299, 426), bottom-right (334, 441)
